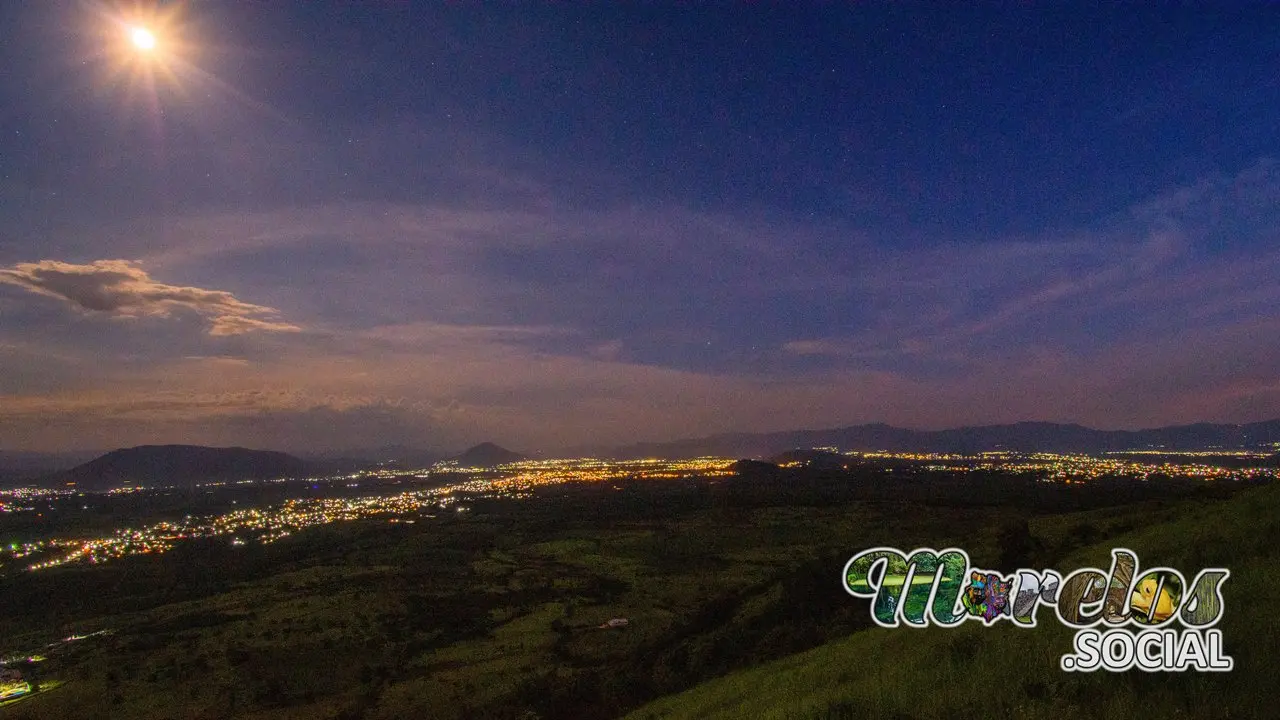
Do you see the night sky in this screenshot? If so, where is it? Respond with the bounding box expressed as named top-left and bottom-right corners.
top-left (1, 2), bottom-right (1278, 454)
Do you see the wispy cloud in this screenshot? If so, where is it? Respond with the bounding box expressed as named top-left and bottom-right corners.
top-left (0, 259), bottom-right (300, 336)
top-left (784, 161), bottom-right (1280, 369)
top-left (3, 160), bottom-right (1279, 452)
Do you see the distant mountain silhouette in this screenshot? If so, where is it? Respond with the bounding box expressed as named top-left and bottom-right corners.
top-left (611, 419), bottom-right (1280, 459)
top-left (50, 445), bottom-right (309, 490)
top-left (450, 442), bottom-right (525, 467)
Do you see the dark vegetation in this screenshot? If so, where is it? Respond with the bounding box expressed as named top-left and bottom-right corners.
top-left (0, 465), bottom-right (1272, 719)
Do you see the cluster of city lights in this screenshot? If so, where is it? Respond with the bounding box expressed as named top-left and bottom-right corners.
top-left (1017, 452), bottom-right (1280, 482)
top-left (0, 487), bottom-right (78, 513)
top-left (486, 457), bottom-right (736, 492)
top-left (1103, 449), bottom-right (1275, 458)
top-left (2, 451), bottom-right (1273, 573)
top-left (12, 487), bottom-right (466, 572)
top-left (830, 450), bottom-right (1280, 483)
top-left (2, 457), bottom-right (735, 572)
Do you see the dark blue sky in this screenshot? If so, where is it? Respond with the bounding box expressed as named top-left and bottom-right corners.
top-left (1, 2), bottom-right (1278, 453)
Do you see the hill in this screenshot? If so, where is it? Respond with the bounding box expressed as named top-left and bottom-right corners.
top-left (768, 448), bottom-right (849, 469)
top-left (625, 482), bottom-right (1280, 719)
top-left (51, 445), bottom-right (309, 490)
top-left (450, 442), bottom-right (525, 467)
top-left (612, 419), bottom-right (1280, 459)
top-left (2, 456), bottom-right (1272, 718)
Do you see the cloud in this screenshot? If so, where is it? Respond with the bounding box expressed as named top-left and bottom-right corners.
top-left (780, 162), bottom-right (1280, 370)
top-left (4, 161), bottom-right (1280, 453)
top-left (0, 259), bottom-right (300, 336)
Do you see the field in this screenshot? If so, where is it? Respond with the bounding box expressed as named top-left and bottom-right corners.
top-left (626, 482), bottom-right (1280, 719)
top-left (0, 472), bottom-right (1273, 719)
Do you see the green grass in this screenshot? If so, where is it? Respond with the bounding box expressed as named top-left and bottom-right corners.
top-left (1, 482), bottom-right (1271, 719)
top-left (624, 483), bottom-right (1280, 719)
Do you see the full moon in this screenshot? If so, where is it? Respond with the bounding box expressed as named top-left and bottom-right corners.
top-left (130, 26), bottom-right (157, 51)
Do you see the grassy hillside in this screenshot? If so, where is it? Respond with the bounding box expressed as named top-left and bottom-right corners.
top-left (0, 480), bottom-right (1270, 719)
top-left (0, 489), bottom-right (1021, 719)
top-left (625, 483), bottom-right (1280, 719)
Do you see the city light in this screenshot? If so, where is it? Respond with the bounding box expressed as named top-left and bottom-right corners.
top-left (1, 452), bottom-right (1272, 574)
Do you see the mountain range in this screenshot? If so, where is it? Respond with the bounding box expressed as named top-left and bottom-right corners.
top-left (609, 419), bottom-right (1280, 459)
top-left (6, 420), bottom-right (1280, 489)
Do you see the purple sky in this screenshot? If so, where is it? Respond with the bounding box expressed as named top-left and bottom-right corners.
top-left (1, 3), bottom-right (1278, 453)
